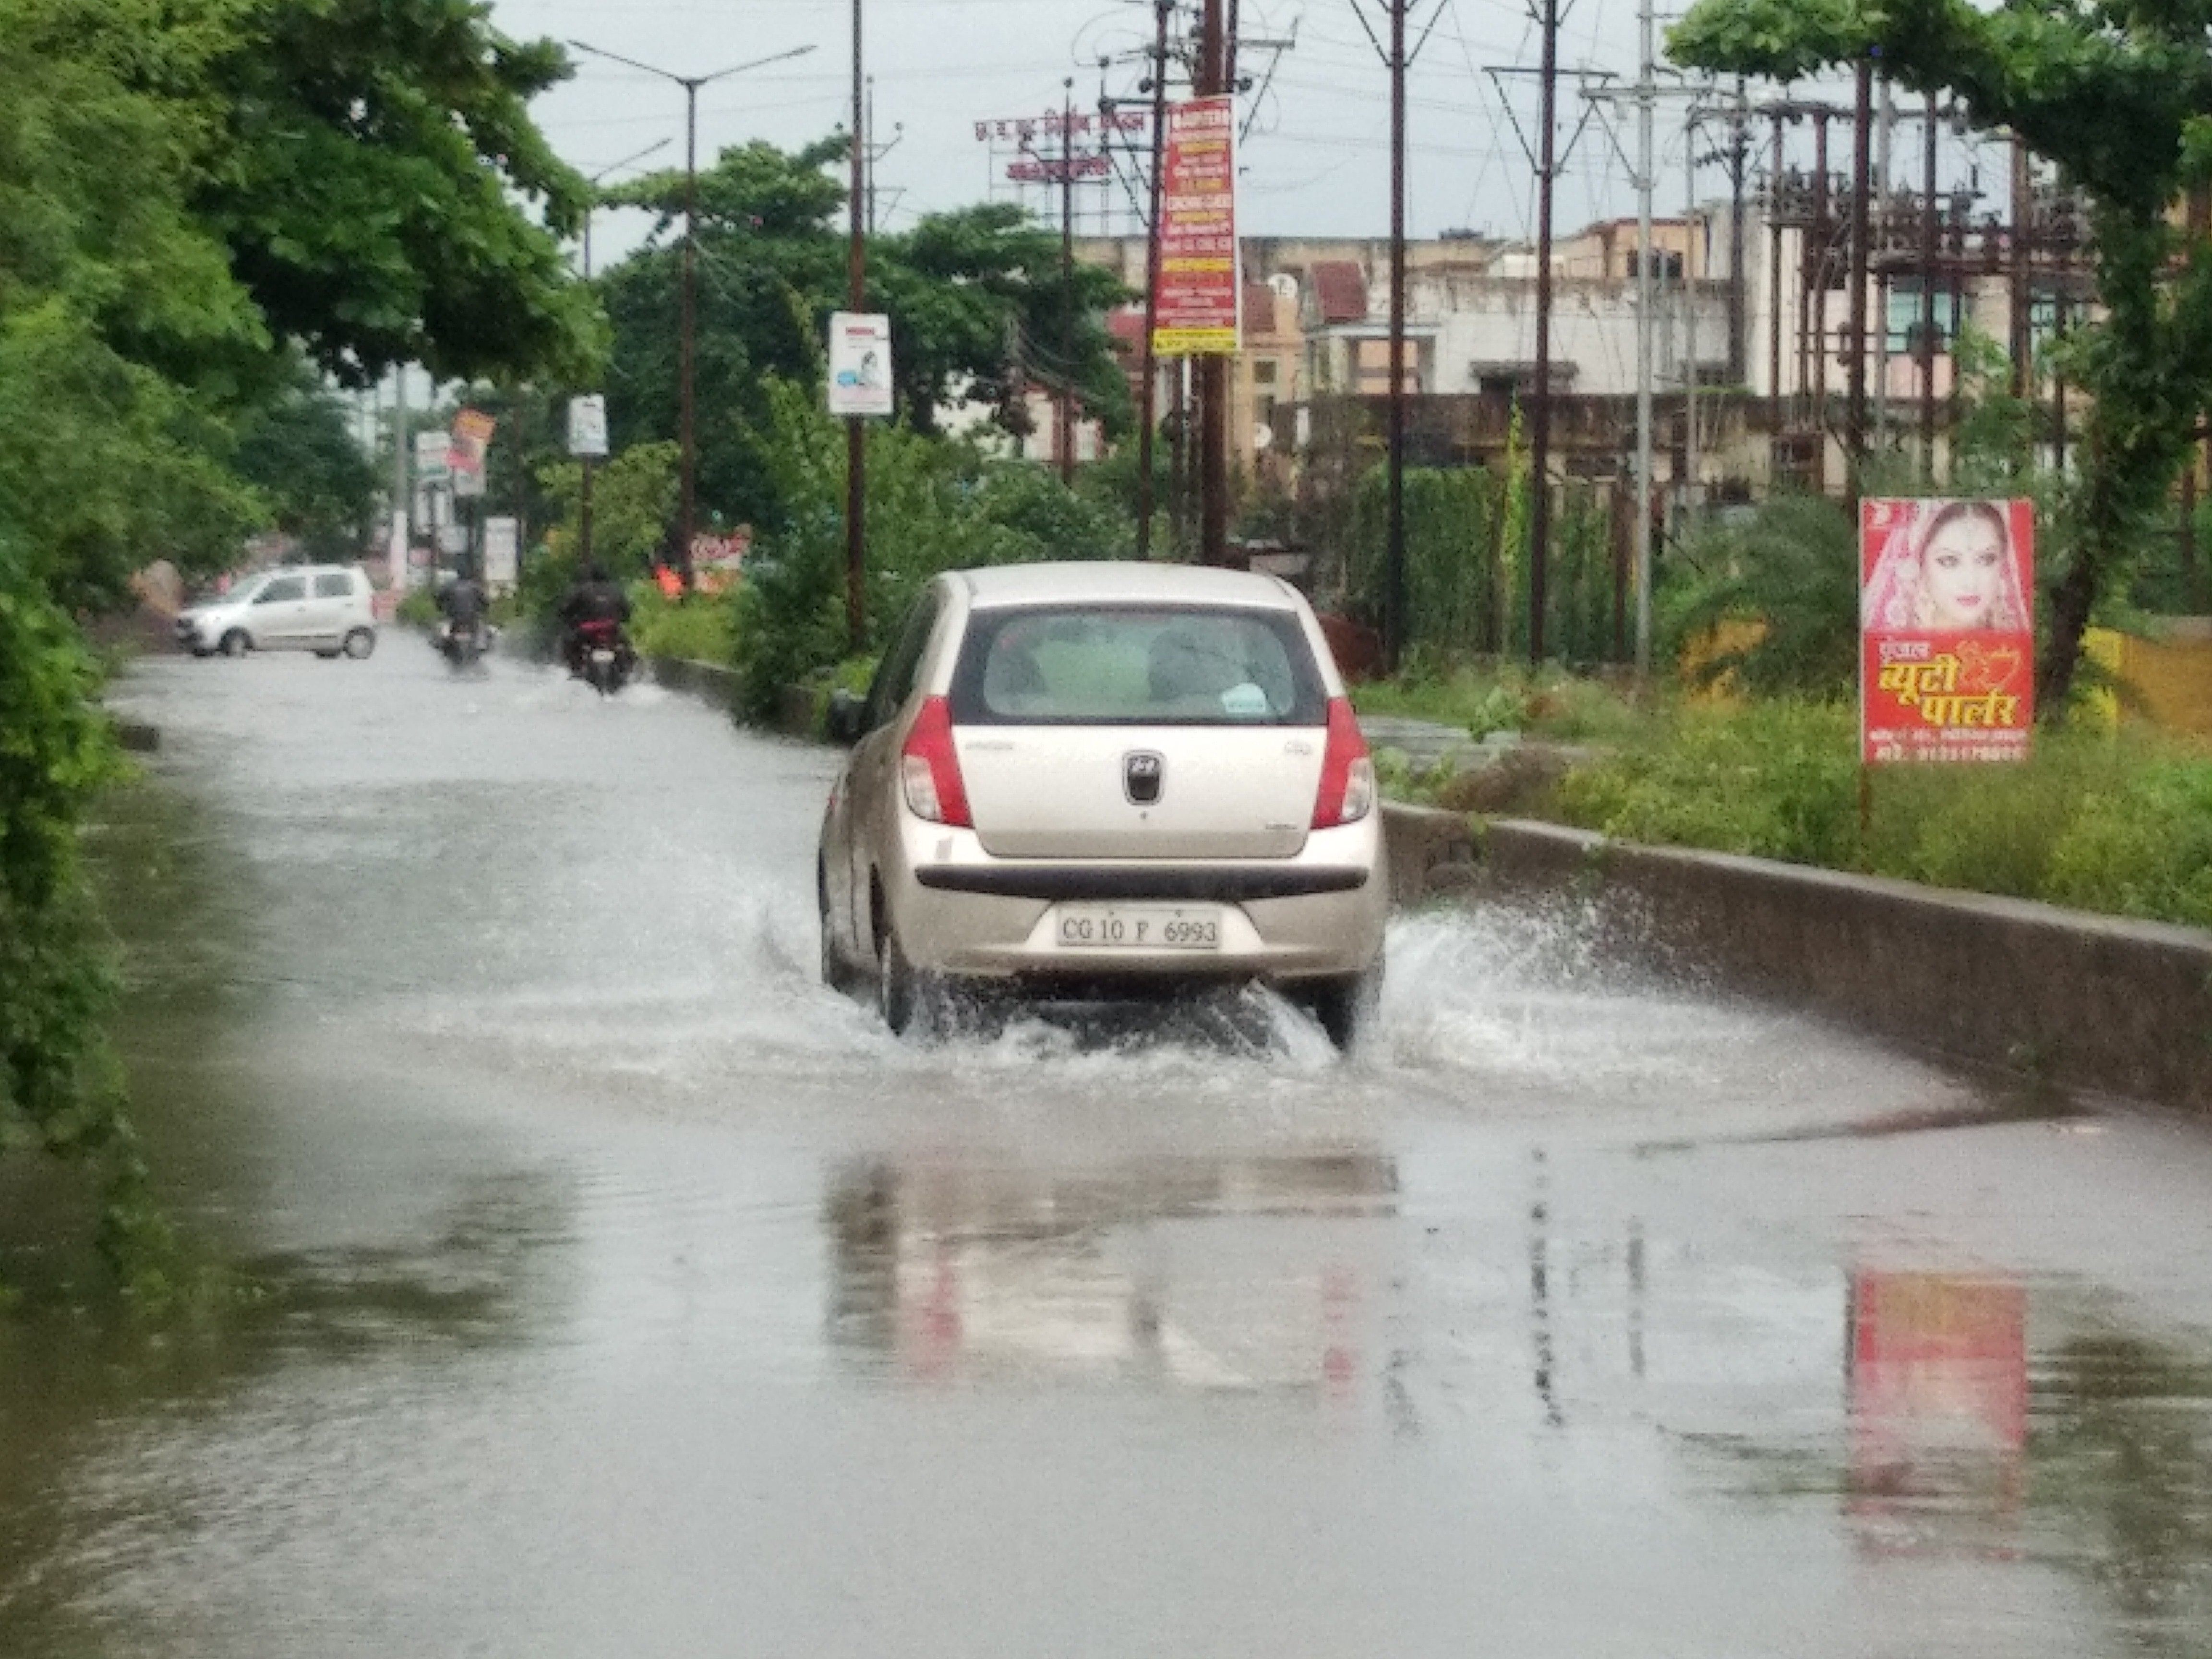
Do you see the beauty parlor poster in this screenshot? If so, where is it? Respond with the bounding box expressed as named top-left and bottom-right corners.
top-left (1860, 497), bottom-right (2035, 765)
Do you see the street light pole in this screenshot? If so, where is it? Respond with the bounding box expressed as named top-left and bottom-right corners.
top-left (846, 0), bottom-right (868, 652)
top-left (577, 139), bottom-right (670, 577)
top-left (566, 39), bottom-right (817, 587)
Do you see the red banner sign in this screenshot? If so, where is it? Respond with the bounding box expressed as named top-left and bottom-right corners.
top-left (1860, 497), bottom-right (2035, 764)
top-left (1152, 96), bottom-right (1239, 357)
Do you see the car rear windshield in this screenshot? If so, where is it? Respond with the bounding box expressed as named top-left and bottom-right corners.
top-left (949, 604), bottom-right (1328, 726)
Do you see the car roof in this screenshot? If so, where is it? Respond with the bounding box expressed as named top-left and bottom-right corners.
top-left (947, 560), bottom-right (1307, 612)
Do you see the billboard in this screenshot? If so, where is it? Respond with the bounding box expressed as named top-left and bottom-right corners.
top-left (566, 395), bottom-right (608, 458)
top-left (1152, 96), bottom-right (1240, 357)
top-left (827, 312), bottom-right (894, 418)
top-left (482, 516), bottom-right (518, 587)
top-left (1860, 497), bottom-right (2035, 765)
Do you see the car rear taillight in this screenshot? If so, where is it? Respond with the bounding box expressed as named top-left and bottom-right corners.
top-left (1311, 697), bottom-right (1375, 827)
top-left (900, 695), bottom-right (973, 827)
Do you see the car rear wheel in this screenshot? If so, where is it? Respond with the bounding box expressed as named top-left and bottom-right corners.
top-left (341, 627), bottom-right (376, 660)
top-left (220, 630), bottom-right (248, 658)
top-left (1305, 963), bottom-right (1382, 1054)
top-left (876, 924), bottom-right (948, 1040)
top-left (818, 873), bottom-right (855, 995)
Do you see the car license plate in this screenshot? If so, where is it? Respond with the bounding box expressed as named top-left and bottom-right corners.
top-left (590, 648), bottom-right (615, 664)
top-left (1054, 906), bottom-right (1219, 950)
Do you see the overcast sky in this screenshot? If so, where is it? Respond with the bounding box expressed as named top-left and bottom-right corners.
top-left (484, 0), bottom-right (1765, 261)
top-left (487, 0), bottom-right (2008, 283)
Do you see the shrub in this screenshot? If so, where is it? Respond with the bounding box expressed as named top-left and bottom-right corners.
top-left (2044, 751), bottom-right (2212, 926)
top-left (729, 379), bottom-right (1124, 718)
top-left (630, 588), bottom-right (736, 666)
top-left (1658, 494), bottom-right (1859, 699)
top-left (1552, 698), bottom-right (1862, 866)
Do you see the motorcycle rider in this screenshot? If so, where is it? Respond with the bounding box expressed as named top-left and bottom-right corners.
top-left (436, 565), bottom-right (491, 657)
top-left (557, 560), bottom-right (633, 676)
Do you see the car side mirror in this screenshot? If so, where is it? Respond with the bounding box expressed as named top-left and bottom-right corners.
top-left (825, 687), bottom-right (866, 745)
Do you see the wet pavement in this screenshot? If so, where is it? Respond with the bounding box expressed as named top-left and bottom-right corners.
top-left (4, 637), bottom-right (2212, 1656)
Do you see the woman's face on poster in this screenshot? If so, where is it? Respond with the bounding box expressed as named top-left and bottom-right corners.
top-left (1921, 509), bottom-right (2007, 626)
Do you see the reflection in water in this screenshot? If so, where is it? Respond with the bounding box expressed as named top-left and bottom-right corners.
top-left (1847, 1271), bottom-right (2028, 1550)
top-left (0, 1168), bottom-right (564, 1655)
top-left (825, 1151), bottom-right (1397, 1393)
top-left (2030, 1331), bottom-right (2212, 1657)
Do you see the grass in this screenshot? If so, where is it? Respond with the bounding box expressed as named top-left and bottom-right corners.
top-left (1352, 656), bottom-right (2212, 931)
top-left (1351, 660), bottom-right (1653, 745)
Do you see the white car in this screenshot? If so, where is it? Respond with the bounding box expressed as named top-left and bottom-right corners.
top-left (817, 561), bottom-right (1388, 1047)
top-left (174, 564), bottom-right (378, 659)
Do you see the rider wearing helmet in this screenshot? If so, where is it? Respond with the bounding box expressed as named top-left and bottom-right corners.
top-left (436, 565), bottom-right (491, 653)
top-left (557, 561), bottom-right (634, 675)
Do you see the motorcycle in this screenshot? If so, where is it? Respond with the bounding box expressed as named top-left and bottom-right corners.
top-left (437, 619), bottom-right (492, 671)
top-left (569, 618), bottom-right (636, 696)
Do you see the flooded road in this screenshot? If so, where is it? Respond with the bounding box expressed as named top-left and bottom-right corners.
top-left (7, 638), bottom-right (2212, 1656)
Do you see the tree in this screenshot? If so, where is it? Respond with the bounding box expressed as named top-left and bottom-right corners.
top-left (196, 0), bottom-right (605, 388)
top-left (0, 0), bottom-right (602, 1289)
top-left (1666, 0), bottom-right (2212, 715)
top-left (596, 139), bottom-right (1134, 536)
top-left (232, 365), bottom-right (385, 562)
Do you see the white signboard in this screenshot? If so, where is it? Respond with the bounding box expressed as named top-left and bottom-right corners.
top-left (451, 463), bottom-right (485, 499)
top-left (827, 312), bottom-right (895, 418)
top-left (436, 523), bottom-right (469, 557)
top-left (482, 517), bottom-right (519, 586)
top-left (567, 394), bottom-right (609, 458)
top-left (413, 429), bottom-right (450, 482)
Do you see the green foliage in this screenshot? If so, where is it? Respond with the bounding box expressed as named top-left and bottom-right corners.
top-left (1555, 698), bottom-right (1864, 866)
top-left (1354, 660), bottom-right (1649, 744)
top-left (535, 440), bottom-right (681, 581)
top-left (599, 140), bottom-right (1132, 537)
top-left (1660, 494), bottom-right (1859, 699)
top-left (1665, 0), bottom-right (2212, 713)
top-left (727, 380), bottom-right (1124, 718)
top-left (629, 589), bottom-right (738, 667)
top-left (1340, 454), bottom-right (1624, 665)
top-left (2044, 753), bottom-right (2212, 926)
top-left (0, 547), bottom-right (175, 1291)
top-left (0, 0), bottom-right (596, 1296)
top-left (203, 0), bottom-right (603, 385)
top-left (1549, 691), bottom-right (2212, 926)
top-left (231, 362), bottom-right (383, 562)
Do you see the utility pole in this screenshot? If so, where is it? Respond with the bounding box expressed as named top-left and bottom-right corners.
top-left (1135, 0), bottom-right (1171, 559)
top-left (846, 0), bottom-right (867, 649)
top-left (390, 369), bottom-right (410, 590)
top-left (1685, 121), bottom-right (1700, 537)
top-left (1059, 78), bottom-right (1079, 486)
top-left (1530, 0), bottom-right (1559, 663)
top-left (565, 40), bottom-right (817, 588)
top-left (1346, 0), bottom-right (1444, 670)
top-left (1728, 78), bottom-right (1748, 385)
top-left (577, 139), bottom-right (670, 577)
top-left (1632, 0), bottom-right (1655, 677)
top-left (864, 78), bottom-right (904, 236)
top-left (1197, 0), bottom-right (1229, 566)
top-left (1875, 73), bottom-right (1894, 445)
top-left (1389, 0), bottom-right (1409, 669)
top-left (2009, 137), bottom-right (2033, 406)
top-left (1845, 55), bottom-right (1872, 483)
top-left (1920, 89), bottom-right (1938, 475)
top-left (1768, 112), bottom-right (1785, 434)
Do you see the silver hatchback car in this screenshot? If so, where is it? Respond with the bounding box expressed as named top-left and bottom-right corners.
top-left (817, 561), bottom-right (1387, 1047)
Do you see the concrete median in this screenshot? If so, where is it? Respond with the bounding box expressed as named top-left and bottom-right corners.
top-left (1382, 801), bottom-right (2212, 1113)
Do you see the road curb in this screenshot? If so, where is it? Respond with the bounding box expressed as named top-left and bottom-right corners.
top-left (1467, 816), bottom-right (2212, 1112)
top-left (685, 665), bottom-right (2209, 1110)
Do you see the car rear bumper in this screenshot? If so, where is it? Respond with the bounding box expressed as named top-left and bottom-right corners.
top-left (884, 817), bottom-right (1388, 985)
